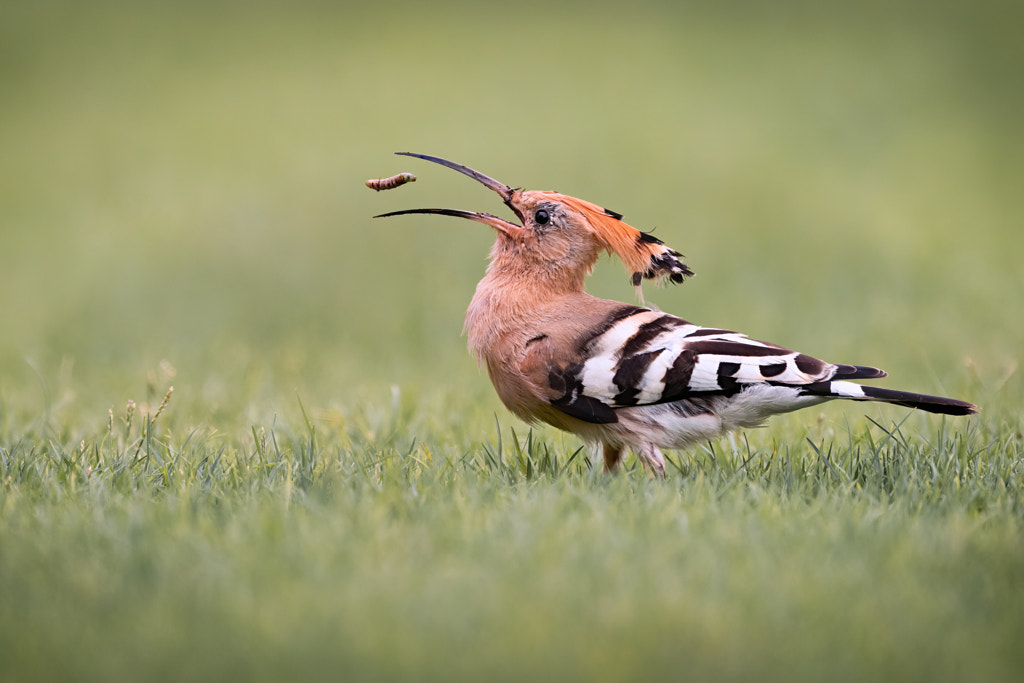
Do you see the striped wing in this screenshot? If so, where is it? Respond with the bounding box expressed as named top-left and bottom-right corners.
top-left (548, 306), bottom-right (885, 423)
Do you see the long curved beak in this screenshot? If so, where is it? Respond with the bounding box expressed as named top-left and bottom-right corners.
top-left (373, 207), bottom-right (521, 235)
top-left (373, 153), bottom-right (524, 235)
top-left (395, 152), bottom-right (515, 201)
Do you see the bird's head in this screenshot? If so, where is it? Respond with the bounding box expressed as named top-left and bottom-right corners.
top-left (375, 152), bottom-right (693, 288)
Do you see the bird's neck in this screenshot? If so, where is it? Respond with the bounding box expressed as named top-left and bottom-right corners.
top-left (464, 250), bottom-right (588, 362)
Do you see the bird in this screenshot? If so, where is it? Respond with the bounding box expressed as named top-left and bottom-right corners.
top-left (375, 152), bottom-right (978, 476)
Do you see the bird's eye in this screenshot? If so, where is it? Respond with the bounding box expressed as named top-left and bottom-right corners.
top-left (534, 209), bottom-right (549, 225)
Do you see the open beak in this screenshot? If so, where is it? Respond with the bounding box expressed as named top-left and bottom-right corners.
top-left (373, 153), bottom-right (524, 235)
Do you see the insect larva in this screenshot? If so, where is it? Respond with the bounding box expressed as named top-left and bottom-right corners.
top-left (365, 172), bottom-right (416, 191)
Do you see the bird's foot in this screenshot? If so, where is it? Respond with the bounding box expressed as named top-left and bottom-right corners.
top-left (638, 444), bottom-right (666, 478)
top-left (602, 443), bottom-right (624, 472)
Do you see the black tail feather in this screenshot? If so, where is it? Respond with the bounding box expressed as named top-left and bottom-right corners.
top-left (801, 381), bottom-right (979, 416)
top-left (858, 385), bottom-right (979, 415)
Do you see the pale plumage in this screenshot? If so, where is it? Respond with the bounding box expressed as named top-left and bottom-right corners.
top-left (376, 153), bottom-right (978, 475)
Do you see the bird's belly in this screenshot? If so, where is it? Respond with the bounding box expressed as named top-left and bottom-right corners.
top-left (615, 404), bottom-right (725, 449)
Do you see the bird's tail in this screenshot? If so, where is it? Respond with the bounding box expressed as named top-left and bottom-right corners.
top-left (800, 380), bottom-right (979, 416)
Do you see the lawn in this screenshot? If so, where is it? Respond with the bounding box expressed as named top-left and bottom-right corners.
top-left (1, 2), bottom-right (1022, 680)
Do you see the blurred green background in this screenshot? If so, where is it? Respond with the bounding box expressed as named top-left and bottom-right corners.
top-left (2, 0), bottom-right (1021, 434)
top-left (2, 2), bottom-right (1023, 681)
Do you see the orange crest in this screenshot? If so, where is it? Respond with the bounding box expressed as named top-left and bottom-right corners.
top-left (557, 195), bottom-right (694, 286)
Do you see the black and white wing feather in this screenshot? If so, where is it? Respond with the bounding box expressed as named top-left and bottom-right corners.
top-left (548, 306), bottom-right (974, 423)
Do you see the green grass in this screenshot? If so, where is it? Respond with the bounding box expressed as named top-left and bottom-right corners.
top-left (2, 1), bottom-right (1023, 680)
top-left (2, 411), bottom-right (1022, 681)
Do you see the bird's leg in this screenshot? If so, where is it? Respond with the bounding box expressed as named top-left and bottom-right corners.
top-left (602, 443), bottom-right (623, 472)
top-left (638, 443), bottom-right (667, 478)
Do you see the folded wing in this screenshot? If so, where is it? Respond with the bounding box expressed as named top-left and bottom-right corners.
top-left (547, 306), bottom-right (887, 423)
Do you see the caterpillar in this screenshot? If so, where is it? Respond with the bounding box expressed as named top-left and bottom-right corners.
top-left (365, 172), bottom-right (416, 191)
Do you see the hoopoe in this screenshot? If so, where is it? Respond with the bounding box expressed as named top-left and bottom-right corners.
top-left (376, 153), bottom-right (978, 476)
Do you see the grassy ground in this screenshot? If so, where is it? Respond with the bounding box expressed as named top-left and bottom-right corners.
top-left (1, 1), bottom-right (1022, 680)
